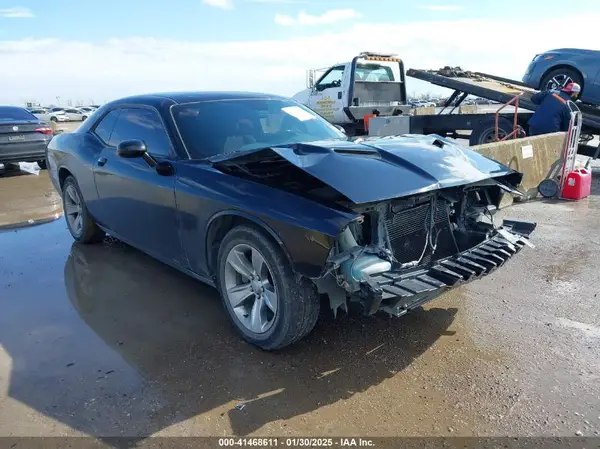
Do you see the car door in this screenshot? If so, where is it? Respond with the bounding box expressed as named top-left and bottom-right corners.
top-left (65, 109), bottom-right (80, 121)
top-left (307, 65), bottom-right (346, 123)
top-left (588, 66), bottom-right (600, 104)
top-left (31, 109), bottom-right (47, 121)
top-left (92, 106), bottom-right (183, 265)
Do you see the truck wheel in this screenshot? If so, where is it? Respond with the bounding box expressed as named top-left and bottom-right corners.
top-left (342, 125), bottom-right (358, 137)
top-left (469, 117), bottom-right (514, 146)
top-left (216, 225), bottom-right (320, 350)
top-left (37, 159), bottom-right (47, 170)
top-left (540, 68), bottom-right (583, 92)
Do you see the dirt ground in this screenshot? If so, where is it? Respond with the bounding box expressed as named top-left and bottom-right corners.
top-left (0, 158), bottom-right (599, 441)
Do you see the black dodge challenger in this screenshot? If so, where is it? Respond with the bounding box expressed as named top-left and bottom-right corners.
top-left (47, 91), bottom-right (536, 350)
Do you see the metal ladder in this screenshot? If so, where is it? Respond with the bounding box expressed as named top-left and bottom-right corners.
top-left (558, 102), bottom-right (583, 196)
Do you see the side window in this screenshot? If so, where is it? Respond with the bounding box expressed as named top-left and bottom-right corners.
top-left (93, 109), bottom-right (120, 144)
top-left (108, 108), bottom-right (172, 157)
top-left (316, 65), bottom-right (344, 91)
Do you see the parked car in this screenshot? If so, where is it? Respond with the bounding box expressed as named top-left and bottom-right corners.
top-left (77, 107), bottom-right (97, 114)
top-left (47, 91), bottom-right (535, 350)
top-left (63, 108), bottom-right (89, 121)
top-left (30, 108), bottom-right (70, 123)
top-left (522, 48), bottom-right (600, 105)
top-left (0, 106), bottom-right (53, 168)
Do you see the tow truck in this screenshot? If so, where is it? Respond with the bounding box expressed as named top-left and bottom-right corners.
top-left (292, 51), bottom-right (600, 153)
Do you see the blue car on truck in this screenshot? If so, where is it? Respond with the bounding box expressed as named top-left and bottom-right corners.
top-left (522, 48), bottom-right (600, 106)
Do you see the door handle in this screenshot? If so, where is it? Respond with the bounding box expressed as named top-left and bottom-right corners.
top-left (97, 157), bottom-right (107, 166)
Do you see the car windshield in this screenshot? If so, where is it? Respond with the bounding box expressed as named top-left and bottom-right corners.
top-left (0, 106), bottom-right (37, 121)
top-left (171, 98), bottom-right (347, 159)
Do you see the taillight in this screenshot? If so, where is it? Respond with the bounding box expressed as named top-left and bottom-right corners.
top-left (35, 127), bottom-right (53, 135)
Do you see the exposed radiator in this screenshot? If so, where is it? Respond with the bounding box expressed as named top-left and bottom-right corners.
top-left (385, 201), bottom-right (457, 265)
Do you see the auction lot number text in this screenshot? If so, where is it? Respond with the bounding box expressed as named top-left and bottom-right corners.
top-left (218, 438), bottom-right (375, 447)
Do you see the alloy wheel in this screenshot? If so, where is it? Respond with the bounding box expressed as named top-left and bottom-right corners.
top-left (64, 184), bottom-right (83, 237)
top-left (224, 243), bottom-right (278, 334)
top-left (545, 74), bottom-right (572, 91)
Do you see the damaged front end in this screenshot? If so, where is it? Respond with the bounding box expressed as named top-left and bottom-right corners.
top-left (316, 180), bottom-right (536, 318)
top-left (210, 135), bottom-right (536, 318)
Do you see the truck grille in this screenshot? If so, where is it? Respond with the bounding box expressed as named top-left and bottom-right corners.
top-left (385, 201), bottom-right (457, 265)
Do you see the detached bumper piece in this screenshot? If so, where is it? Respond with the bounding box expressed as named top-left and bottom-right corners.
top-left (361, 222), bottom-right (535, 317)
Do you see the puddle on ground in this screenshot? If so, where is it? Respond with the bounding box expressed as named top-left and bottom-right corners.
top-left (0, 167), bottom-right (62, 229)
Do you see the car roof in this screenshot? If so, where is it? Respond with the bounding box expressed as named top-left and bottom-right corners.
top-left (105, 91), bottom-right (288, 108)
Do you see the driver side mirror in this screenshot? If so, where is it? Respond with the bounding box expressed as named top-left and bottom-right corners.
top-left (306, 69), bottom-right (315, 89)
top-left (117, 139), bottom-right (147, 158)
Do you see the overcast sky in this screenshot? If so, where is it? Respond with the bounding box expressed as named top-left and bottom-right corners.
top-left (1, 0), bottom-right (599, 105)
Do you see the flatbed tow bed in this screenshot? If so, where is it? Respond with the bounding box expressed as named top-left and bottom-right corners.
top-left (403, 68), bottom-right (600, 155)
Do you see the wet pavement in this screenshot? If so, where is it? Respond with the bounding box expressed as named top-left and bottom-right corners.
top-left (0, 164), bottom-right (62, 229)
top-left (0, 168), bottom-right (599, 439)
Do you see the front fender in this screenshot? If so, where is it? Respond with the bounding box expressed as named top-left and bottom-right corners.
top-left (205, 209), bottom-right (340, 278)
top-left (544, 60), bottom-right (587, 84)
top-left (175, 163), bottom-right (360, 279)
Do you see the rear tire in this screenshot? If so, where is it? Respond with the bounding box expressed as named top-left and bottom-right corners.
top-left (216, 225), bottom-right (320, 350)
top-left (540, 67), bottom-right (583, 92)
top-left (50, 116), bottom-right (58, 122)
top-left (62, 176), bottom-right (105, 244)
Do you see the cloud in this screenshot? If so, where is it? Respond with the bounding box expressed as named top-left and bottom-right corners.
top-left (1, 14), bottom-right (599, 105)
top-left (418, 5), bottom-right (464, 11)
top-left (0, 7), bottom-right (35, 18)
top-left (275, 9), bottom-right (362, 26)
top-left (202, 0), bottom-right (234, 9)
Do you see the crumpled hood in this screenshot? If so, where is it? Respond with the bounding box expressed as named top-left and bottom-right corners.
top-left (210, 134), bottom-right (523, 205)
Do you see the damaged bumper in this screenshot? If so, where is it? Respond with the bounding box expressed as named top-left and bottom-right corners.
top-left (359, 220), bottom-right (536, 317)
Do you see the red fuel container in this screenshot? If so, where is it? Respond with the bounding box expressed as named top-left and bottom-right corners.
top-left (561, 168), bottom-right (592, 200)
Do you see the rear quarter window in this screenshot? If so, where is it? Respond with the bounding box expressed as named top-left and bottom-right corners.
top-left (92, 109), bottom-right (120, 144)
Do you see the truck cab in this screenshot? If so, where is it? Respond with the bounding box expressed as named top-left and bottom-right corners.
top-left (293, 52), bottom-right (410, 135)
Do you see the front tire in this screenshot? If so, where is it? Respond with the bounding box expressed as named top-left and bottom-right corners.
top-left (216, 226), bottom-right (320, 350)
top-left (62, 176), bottom-right (105, 244)
top-left (37, 159), bottom-right (47, 170)
top-left (540, 67), bottom-right (583, 92)
top-left (50, 116), bottom-right (58, 122)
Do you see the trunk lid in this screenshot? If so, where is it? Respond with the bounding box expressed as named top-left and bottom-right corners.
top-left (0, 120), bottom-right (51, 145)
